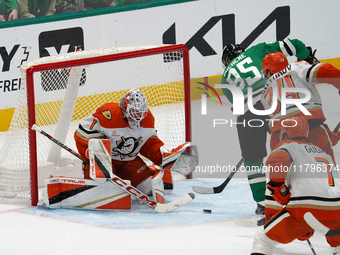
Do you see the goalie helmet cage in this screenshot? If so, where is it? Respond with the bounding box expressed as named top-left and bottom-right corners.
top-left (0, 44), bottom-right (191, 206)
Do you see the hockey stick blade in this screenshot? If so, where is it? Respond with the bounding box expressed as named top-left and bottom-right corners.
top-left (192, 158), bottom-right (244, 194)
top-left (304, 212), bottom-right (340, 237)
top-left (192, 185), bottom-right (214, 194)
top-left (233, 215), bottom-right (265, 227)
top-left (154, 193), bottom-right (195, 213)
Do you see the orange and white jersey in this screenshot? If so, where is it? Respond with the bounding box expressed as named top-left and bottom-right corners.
top-left (266, 140), bottom-right (340, 220)
top-left (74, 102), bottom-right (164, 164)
top-left (261, 61), bottom-right (340, 132)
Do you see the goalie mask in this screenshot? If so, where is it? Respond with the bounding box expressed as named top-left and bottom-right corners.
top-left (119, 89), bottom-right (148, 128)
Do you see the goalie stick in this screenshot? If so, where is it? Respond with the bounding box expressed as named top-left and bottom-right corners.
top-left (32, 124), bottom-right (87, 164)
top-left (192, 158), bottom-right (244, 194)
top-left (32, 125), bottom-right (195, 213)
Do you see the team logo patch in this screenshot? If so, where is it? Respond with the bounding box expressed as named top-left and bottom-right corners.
top-left (101, 110), bottom-right (111, 120)
top-left (112, 136), bottom-right (142, 159)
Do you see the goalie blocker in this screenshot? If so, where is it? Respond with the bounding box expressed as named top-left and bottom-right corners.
top-left (44, 139), bottom-right (198, 209)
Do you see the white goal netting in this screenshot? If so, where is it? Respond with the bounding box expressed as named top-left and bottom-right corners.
top-left (0, 44), bottom-right (191, 205)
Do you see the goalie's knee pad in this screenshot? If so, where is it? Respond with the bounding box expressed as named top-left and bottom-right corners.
top-left (136, 176), bottom-right (152, 196)
top-left (136, 168), bottom-right (167, 203)
top-left (149, 164), bottom-right (173, 195)
top-left (151, 170), bottom-right (165, 204)
top-left (88, 139), bottom-right (113, 182)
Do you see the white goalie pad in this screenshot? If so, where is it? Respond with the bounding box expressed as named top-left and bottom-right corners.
top-left (42, 139), bottom-right (133, 210)
top-left (43, 176), bottom-right (131, 210)
top-left (162, 143), bottom-right (199, 176)
top-left (88, 139), bottom-right (113, 182)
top-left (151, 170), bottom-right (165, 204)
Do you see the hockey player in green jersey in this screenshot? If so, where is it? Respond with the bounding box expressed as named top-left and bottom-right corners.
top-left (220, 38), bottom-right (316, 218)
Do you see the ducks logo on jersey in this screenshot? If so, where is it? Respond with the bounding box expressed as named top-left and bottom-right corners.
top-left (112, 136), bottom-right (142, 159)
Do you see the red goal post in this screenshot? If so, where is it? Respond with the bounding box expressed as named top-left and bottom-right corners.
top-left (0, 44), bottom-right (191, 206)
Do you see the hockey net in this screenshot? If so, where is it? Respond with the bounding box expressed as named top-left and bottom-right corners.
top-left (0, 44), bottom-right (191, 205)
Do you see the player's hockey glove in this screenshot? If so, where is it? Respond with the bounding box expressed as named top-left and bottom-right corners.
top-left (267, 181), bottom-right (291, 205)
top-left (302, 46), bottom-right (320, 65)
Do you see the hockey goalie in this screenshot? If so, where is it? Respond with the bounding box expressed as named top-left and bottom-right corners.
top-left (44, 89), bottom-right (198, 209)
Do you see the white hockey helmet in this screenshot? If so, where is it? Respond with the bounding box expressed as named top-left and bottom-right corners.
top-left (119, 89), bottom-right (148, 128)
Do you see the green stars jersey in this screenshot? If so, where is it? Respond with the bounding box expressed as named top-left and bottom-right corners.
top-left (221, 38), bottom-right (310, 112)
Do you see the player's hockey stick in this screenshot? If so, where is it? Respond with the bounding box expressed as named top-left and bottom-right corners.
top-left (32, 125), bottom-right (195, 213)
top-left (307, 239), bottom-right (317, 255)
top-left (192, 158), bottom-right (244, 194)
top-left (304, 212), bottom-right (340, 237)
top-left (297, 122), bottom-right (340, 238)
top-left (333, 121), bottom-right (340, 134)
top-left (192, 120), bottom-right (340, 195)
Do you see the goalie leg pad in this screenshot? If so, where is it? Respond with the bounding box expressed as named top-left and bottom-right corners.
top-left (136, 176), bottom-right (152, 196)
top-left (88, 139), bottom-right (113, 182)
top-left (135, 170), bottom-right (166, 203)
top-left (149, 164), bottom-right (173, 194)
top-left (44, 176), bottom-right (131, 210)
top-left (151, 170), bottom-right (165, 204)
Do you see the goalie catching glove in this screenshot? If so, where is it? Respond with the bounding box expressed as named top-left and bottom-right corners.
top-left (267, 181), bottom-right (291, 205)
top-left (161, 142), bottom-right (199, 176)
